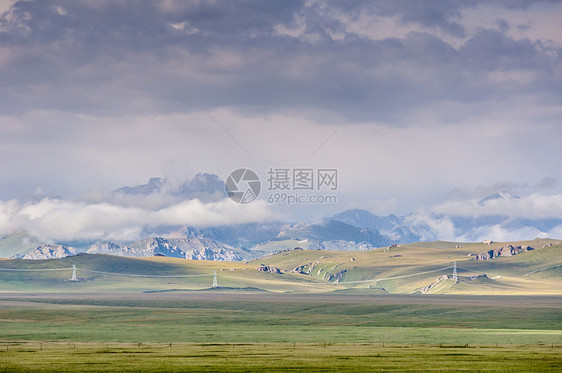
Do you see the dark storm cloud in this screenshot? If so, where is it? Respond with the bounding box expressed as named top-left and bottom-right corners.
top-left (0, 0), bottom-right (560, 123)
top-left (0, 0), bottom-right (303, 114)
top-left (0, 0), bottom-right (561, 237)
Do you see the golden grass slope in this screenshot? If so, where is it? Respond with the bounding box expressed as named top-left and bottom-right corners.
top-left (0, 238), bottom-right (560, 295)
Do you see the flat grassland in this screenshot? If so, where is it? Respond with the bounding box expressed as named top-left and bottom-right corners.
top-left (1, 343), bottom-right (560, 372)
top-left (1, 292), bottom-right (561, 371)
top-left (0, 241), bottom-right (560, 370)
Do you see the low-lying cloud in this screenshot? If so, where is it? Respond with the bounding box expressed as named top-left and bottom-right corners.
top-left (1, 190), bottom-right (561, 244)
top-left (455, 224), bottom-right (551, 243)
top-left (432, 193), bottom-right (562, 219)
top-left (417, 193), bottom-right (562, 242)
top-left (0, 197), bottom-right (276, 242)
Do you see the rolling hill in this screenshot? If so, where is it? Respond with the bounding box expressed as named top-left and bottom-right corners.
top-left (0, 238), bottom-right (560, 295)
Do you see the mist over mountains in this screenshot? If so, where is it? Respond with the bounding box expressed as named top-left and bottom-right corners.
top-left (0, 174), bottom-right (561, 261)
top-left (114, 173), bottom-right (227, 203)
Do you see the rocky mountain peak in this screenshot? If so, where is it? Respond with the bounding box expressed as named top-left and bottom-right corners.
top-left (22, 244), bottom-right (77, 260)
top-left (479, 191), bottom-right (520, 206)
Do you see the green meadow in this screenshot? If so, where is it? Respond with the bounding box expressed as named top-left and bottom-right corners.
top-left (0, 240), bottom-right (561, 371)
top-left (1, 343), bottom-right (560, 372)
top-left (1, 292), bottom-right (561, 371)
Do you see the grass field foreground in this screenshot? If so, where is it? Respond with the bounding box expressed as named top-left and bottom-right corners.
top-left (1, 342), bottom-right (561, 372)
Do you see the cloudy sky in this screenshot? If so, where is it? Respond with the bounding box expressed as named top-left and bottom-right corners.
top-left (0, 0), bottom-right (561, 240)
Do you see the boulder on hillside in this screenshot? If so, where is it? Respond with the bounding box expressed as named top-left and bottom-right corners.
top-left (475, 245), bottom-right (534, 261)
top-left (256, 264), bottom-right (282, 274)
top-left (413, 275), bottom-right (449, 294)
top-left (324, 269), bottom-right (348, 283)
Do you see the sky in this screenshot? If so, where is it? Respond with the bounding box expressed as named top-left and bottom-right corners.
top-left (0, 0), bottom-right (561, 241)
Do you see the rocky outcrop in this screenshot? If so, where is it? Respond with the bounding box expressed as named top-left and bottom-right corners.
top-left (292, 261), bottom-right (320, 275)
top-left (23, 244), bottom-right (77, 260)
top-left (465, 274), bottom-right (488, 280)
top-left (292, 264), bottom-right (308, 274)
top-left (256, 264), bottom-right (282, 274)
top-left (475, 245), bottom-right (534, 261)
top-left (322, 263), bottom-right (343, 281)
top-left (413, 273), bottom-right (490, 294)
top-left (324, 269), bottom-right (348, 283)
top-left (413, 275), bottom-right (449, 294)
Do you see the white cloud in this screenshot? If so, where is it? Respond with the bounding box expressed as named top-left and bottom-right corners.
top-left (547, 225), bottom-right (562, 240)
top-left (274, 14), bottom-right (306, 38)
top-left (455, 224), bottom-right (546, 243)
top-left (0, 0), bottom-right (15, 15)
top-left (0, 197), bottom-right (276, 242)
top-left (432, 193), bottom-right (562, 219)
top-left (402, 192), bottom-right (562, 242)
top-left (0, 200), bottom-right (19, 236)
top-left (404, 211), bottom-right (456, 241)
top-left (55, 6), bottom-right (66, 16)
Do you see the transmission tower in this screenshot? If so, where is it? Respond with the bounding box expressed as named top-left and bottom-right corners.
top-left (71, 264), bottom-right (77, 281)
top-left (212, 271), bottom-right (217, 288)
top-left (452, 261), bottom-right (458, 283)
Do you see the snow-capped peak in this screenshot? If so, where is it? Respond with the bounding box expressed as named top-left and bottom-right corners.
top-left (479, 191), bottom-right (520, 206)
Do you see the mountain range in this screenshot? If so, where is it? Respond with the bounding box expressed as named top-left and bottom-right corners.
top-left (1, 174), bottom-right (560, 261)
